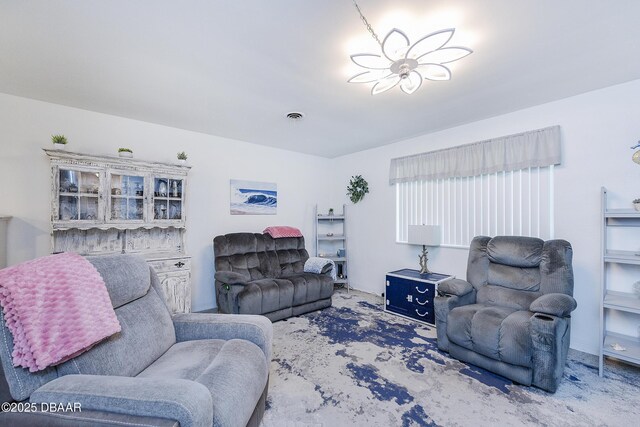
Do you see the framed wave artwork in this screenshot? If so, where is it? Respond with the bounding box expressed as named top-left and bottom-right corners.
top-left (230, 179), bottom-right (277, 215)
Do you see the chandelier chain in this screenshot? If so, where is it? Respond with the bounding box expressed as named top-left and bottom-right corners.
top-left (352, 0), bottom-right (383, 47)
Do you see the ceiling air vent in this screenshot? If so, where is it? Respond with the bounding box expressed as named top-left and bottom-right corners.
top-left (286, 112), bottom-right (305, 121)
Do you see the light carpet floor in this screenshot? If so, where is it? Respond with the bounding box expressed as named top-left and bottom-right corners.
top-left (261, 290), bottom-right (640, 427)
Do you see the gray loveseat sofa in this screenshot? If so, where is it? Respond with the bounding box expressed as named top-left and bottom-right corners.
top-left (434, 236), bottom-right (576, 392)
top-left (214, 233), bottom-right (334, 321)
top-left (0, 254), bottom-right (272, 427)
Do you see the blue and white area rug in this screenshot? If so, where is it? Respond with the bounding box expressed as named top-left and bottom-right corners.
top-left (262, 290), bottom-right (640, 426)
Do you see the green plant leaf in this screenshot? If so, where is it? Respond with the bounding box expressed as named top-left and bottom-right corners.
top-left (346, 174), bottom-right (369, 204)
top-left (51, 134), bottom-right (68, 145)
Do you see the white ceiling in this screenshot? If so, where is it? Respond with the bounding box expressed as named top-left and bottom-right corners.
top-left (1, 1), bottom-right (640, 158)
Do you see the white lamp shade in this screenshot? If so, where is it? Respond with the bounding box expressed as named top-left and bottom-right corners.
top-left (407, 225), bottom-right (441, 246)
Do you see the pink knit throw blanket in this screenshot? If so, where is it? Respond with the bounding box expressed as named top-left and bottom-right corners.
top-left (263, 226), bottom-right (303, 238)
top-left (0, 253), bottom-right (121, 372)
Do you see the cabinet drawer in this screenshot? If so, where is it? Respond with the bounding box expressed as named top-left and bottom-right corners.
top-left (386, 276), bottom-right (435, 302)
top-left (385, 303), bottom-right (434, 325)
top-left (148, 257), bottom-right (191, 273)
top-left (411, 282), bottom-right (436, 299)
top-left (385, 287), bottom-right (433, 311)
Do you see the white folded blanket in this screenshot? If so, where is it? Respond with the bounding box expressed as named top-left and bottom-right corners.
top-left (304, 257), bottom-right (337, 281)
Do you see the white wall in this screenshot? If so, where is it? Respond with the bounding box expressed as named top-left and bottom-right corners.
top-left (332, 79), bottom-right (640, 355)
top-left (0, 93), bottom-right (332, 312)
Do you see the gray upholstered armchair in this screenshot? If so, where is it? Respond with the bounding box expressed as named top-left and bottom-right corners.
top-left (0, 254), bottom-right (272, 427)
top-left (434, 236), bottom-right (576, 392)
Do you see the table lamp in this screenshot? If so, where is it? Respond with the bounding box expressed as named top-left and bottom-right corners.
top-left (407, 225), bottom-right (441, 274)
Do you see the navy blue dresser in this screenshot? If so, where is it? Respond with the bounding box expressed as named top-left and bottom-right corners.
top-left (384, 269), bottom-right (453, 325)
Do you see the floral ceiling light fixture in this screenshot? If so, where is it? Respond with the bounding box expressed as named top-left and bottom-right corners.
top-left (348, 0), bottom-right (473, 95)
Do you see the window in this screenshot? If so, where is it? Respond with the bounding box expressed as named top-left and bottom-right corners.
top-left (396, 166), bottom-right (554, 246)
top-left (390, 126), bottom-right (561, 247)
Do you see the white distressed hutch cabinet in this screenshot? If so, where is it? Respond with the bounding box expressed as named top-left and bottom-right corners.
top-left (45, 149), bottom-right (192, 313)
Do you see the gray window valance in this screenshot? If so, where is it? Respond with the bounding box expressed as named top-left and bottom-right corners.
top-left (389, 125), bottom-right (561, 184)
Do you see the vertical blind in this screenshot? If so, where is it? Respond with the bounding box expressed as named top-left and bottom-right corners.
top-left (392, 126), bottom-right (561, 246)
top-left (396, 166), bottom-right (554, 245)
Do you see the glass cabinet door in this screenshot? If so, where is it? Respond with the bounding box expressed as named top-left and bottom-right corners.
top-left (58, 169), bottom-right (101, 221)
top-left (153, 177), bottom-right (183, 220)
top-left (109, 174), bottom-right (145, 221)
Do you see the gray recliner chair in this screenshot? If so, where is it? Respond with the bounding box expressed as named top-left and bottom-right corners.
top-left (434, 236), bottom-right (576, 392)
top-left (0, 254), bottom-right (272, 426)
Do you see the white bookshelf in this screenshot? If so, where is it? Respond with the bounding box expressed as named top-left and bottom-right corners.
top-left (599, 187), bottom-right (640, 376)
top-left (315, 204), bottom-right (349, 291)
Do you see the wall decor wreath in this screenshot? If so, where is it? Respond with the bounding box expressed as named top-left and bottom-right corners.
top-left (346, 175), bottom-right (369, 204)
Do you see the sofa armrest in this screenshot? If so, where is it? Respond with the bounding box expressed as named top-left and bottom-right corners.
top-left (0, 408), bottom-right (178, 426)
top-left (434, 289), bottom-right (477, 352)
top-left (29, 375), bottom-right (212, 427)
top-left (215, 271), bottom-right (249, 286)
top-left (437, 279), bottom-right (474, 297)
top-left (529, 313), bottom-right (571, 392)
top-left (530, 293), bottom-right (577, 318)
top-left (172, 313), bottom-right (273, 363)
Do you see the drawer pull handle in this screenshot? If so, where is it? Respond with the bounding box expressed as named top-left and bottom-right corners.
top-left (415, 309), bottom-right (429, 317)
top-left (175, 262), bottom-right (185, 268)
top-left (416, 298), bottom-right (429, 305)
top-left (415, 286), bottom-right (429, 294)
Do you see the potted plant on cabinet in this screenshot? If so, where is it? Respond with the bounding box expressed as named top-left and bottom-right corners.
top-left (177, 151), bottom-right (188, 164)
top-left (118, 148), bottom-right (133, 158)
top-left (51, 134), bottom-right (68, 149)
